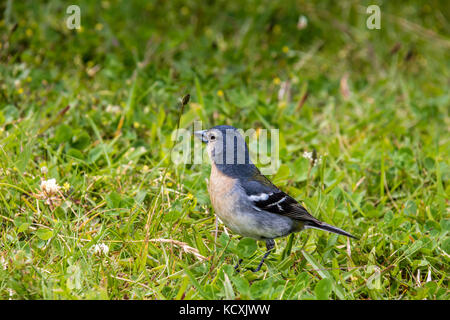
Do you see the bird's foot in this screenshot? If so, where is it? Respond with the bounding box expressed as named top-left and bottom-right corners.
top-left (234, 259), bottom-right (243, 272)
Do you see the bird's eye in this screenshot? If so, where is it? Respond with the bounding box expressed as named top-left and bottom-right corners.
top-left (210, 135), bottom-right (216, 141)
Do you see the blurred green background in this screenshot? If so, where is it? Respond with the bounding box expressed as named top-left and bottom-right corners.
top-left (0, 0), bottom-right (448, 300)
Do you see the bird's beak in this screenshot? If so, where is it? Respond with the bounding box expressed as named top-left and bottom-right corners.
top-left (194, 130), bottom-right (208, 143)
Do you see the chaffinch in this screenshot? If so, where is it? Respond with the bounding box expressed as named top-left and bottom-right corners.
top-left (195, 125), bottom-right (357, 272)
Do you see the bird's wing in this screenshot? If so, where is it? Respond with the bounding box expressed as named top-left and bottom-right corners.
top-left (239, 170), bottom-right (358, 239)
top-left (239, 172), bottom-right (320, 224)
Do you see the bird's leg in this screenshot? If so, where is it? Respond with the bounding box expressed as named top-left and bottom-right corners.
top-left (250, 239), bottom-right (275, 272)
top-left (234, 259), bottom-right (243, 272)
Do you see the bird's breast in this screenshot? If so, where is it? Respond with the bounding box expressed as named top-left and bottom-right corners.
top-left (209, 163), bottom-right (239, 220)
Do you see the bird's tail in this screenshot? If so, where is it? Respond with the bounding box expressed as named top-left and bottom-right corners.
top-left (305, 221), bottom-right (358, 239)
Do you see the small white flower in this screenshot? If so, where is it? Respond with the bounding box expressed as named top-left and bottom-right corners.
top-left (41, 166), bottom-right (48, 174)
top-left (106, 104), bottom-right (121, 114)
top-left (314, 156), bottom-right (323, 167)
top-left (303, 151), bottom-right (322, 167)
top-left (0, 256), bottom-right (7, 270)
top-left (36, 178), bottom-right (62, 206)
top-left (278, 81), bottom-right (291, 101)
top-left (40, 178), bottom-right (60, 195)
top-left (90, 243), bottom-right (109, 256)
top-left (297, 15), bottom-right (308, 30)
top-left (302, 151), bottom-right (313, 161)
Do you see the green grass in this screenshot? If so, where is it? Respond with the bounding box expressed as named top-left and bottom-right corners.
top-left (0, 0), bottom-right (449, 300)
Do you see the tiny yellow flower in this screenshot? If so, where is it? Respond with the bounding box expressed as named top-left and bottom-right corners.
top-left (17, 88), bottom-right (24, 94)
top-left (180, 6), bottom-right (190, 16)
top-left (273, 77), bottom-right (281, 85)
top-left (282, 46), bottom-right (289, 53)
top-left (95, 23), bottom-right (103, 31)
top-left (26, 76), bottom-right (32, 83)
top-left (278, 101), bottom-right (287, 108)
top-left (25, 28), bottom-right (33, 37)
top-left (63, 182), bottom-right (70, 192)
top-left (167, 182), bottom-right (173, 187)
top-left (133, 122), bottom-right (140, 129)
top-left (217, 90), bottom-right (224, 97)
top-left (101, 1), bottom-right (110, 9)
top-left (186, 193), bottom-right (194, 200)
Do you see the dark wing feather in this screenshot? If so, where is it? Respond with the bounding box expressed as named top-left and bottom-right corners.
top-left (253, 191), bottom-right (320, 223)
top-left (240, 173), bottom-right (320, 224)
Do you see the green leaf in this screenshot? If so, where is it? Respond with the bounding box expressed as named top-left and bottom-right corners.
top-left (440, 219), bottom-right (450, 232)
top-left (18, 222), bottom-right (30, 233)
top-left (134, 190), bottom-right (147, 204)
top-left (54, 124), bottom-right (73, 143)
top-left (87, 145), bottom-right (104, 163)
top-left (281, 233), bottom-right (295, 260)
top-left (106, 192), bottom-right (121, 208)
top-left (302, 250), bottom-right (346, 299)
top-left (66, 264), bottom-right (82, 290)
top-left (3, 104), bottom-right (19, 123)
top-left (16, 142), bottom-right (32, 173)
top-left (67, 148), bottom-right (84, 160)
top-left (192, 226), bottom-right (209, 257)
top-left (423, 157), bottom-right (435, 170)
top-left (271, 164), bottom-right (290, 185)
top-left (231, 276), bottom-right (250, 297)
top-left (402, 240), bottom-right (423, 257)
top-left (250, 279), bottom-right (272, 299)
top-left (315, 278), bottom-right (332, 300)
top-left (236, 238), bottom-right (257, 258)
top-left (292, 157), bottom-right (310, 182)
top-left (183, 266), bottom-right (211, 299)
top-left (222, 273), bottom-right (235, 300)
top-left (441, 238), bottom-right (450, 255)
top-left (72, 131), bottom-right (91, 150)
top-left (404, 200), bottom-right (417, 216)
top-left (36, 229), bottom-right (53, 240)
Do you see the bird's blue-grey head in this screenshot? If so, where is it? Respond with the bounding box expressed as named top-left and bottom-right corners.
top-left (194, 125), bottom-right (257, 178)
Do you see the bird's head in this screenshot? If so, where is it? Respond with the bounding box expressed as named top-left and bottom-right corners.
top-left (194, 125), bottom-right (253, 172)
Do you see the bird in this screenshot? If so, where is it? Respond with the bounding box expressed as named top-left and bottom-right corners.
top-left (194, 125), bottom-right (357, 272)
